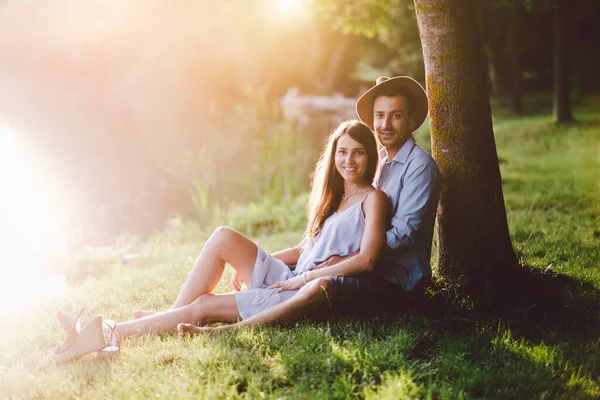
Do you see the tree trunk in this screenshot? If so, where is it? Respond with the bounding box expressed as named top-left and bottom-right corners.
top-left (324, 35), bottom-right (350, 93)
top-left (477, 1), bottom-right (507, 97)
top-left (553, 0), bottom-right (573, 122)
top-left (413, 0), bottom-right (518, 283)
top-left (507, 0), bottom-right (523, 115)
top-left (483, 44), bottom-right (499, 96)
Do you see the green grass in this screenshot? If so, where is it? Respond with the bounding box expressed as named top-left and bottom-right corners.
top-left (495, 103), bottom-right (599, 287)
top-left (1, 96), bottom-right (600, 399)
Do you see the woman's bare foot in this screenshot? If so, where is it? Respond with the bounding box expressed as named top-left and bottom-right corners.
top-left (132, 310), bottom-right (155, 319)
top-left (177, 323), bottom-right (236, 337)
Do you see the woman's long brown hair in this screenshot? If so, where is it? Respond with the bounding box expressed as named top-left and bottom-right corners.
top-left (305, 119), bottom-right (379, 240)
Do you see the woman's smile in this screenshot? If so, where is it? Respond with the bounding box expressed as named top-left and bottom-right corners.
top-left (335, 134), bottom-right (369, 183)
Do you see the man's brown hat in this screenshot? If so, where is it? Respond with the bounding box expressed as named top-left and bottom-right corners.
top-left (356, 76), bottom-right (428, 132)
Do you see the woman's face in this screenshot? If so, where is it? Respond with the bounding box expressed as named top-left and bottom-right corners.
top-left (334, 133), bottom-right (369, 184)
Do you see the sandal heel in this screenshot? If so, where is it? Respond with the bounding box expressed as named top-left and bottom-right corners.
top-left (53, 316), bottom-right (107, 363)
top-left (56, 307), bottom-right (85, 333)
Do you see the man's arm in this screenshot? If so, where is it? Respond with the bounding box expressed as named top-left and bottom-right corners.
top-left (386, 162), bottom-right (440, 251)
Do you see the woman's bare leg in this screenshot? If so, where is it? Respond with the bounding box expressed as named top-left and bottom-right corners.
top-left (133, 226), bottom-right (258, 318)
top-left (170, 226), bottom-right (258, 308)
top-left (178, 277), bottom-right (332, 337)
top-left (118, 293), bottom-right (240, 336)
top-left (132, 310), bottom-right (154, 319)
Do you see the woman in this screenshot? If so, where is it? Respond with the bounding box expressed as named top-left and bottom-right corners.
top-left (53, 119), bottom-right (388, 362)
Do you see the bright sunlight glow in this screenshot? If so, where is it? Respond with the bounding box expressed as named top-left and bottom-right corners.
top-left (0, 124), bottom-right (69, 317)
top-left (275, 0), bottom-right (307, 17)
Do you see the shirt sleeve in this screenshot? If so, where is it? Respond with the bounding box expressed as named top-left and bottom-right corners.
top-left (386, 161), bottom-right (440, 251)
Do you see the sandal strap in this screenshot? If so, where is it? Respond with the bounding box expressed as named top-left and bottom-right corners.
top-left (102, 320), bottom-right (119, 348)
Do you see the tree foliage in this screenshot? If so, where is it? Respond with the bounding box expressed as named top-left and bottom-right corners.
top-left (315, 0), bottom-right (424, 81)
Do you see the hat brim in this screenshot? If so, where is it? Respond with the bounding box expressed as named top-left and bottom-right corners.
top-left (356, 76), bottom-right (428, 133)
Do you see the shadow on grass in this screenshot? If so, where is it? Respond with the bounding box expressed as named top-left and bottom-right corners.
top-left (324, 267), bottom-right (600, 397)
top-left (320, 262), bottom-right (599, 343)
top-left (413, 266), bottom-right (600, 341)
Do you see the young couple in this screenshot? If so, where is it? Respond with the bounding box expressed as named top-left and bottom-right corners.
top-left (53, 76), bottom-right (441, 362)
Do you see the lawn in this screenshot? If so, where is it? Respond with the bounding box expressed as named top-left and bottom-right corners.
top-left (1, 96), bottom-right (599, 399)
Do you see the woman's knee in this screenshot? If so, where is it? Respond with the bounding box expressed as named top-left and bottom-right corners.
top-left (207, 226), bottom-right (238, 249)
top-left (187, 293), bottom-right (239, 324)
top-left (188, 294), bottom-right (212, 321)
top-left (314, 277), bottom-right (332, 291)
top-left (301, 277), bottom-right (332, 299)
top-left (210, 226), bottom-right (235, 241)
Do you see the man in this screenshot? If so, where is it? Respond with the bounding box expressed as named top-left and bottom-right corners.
top-left (178, 76), bottom-right (441, 335)
top-left (316, 76), bottom-right (441, 313)
top-left (353, 75), bottom-right (441, 294)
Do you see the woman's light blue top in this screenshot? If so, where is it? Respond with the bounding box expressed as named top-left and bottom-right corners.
top-left (233, 195), bottom-right (369, 320)
top-left (294, 198), bottom-right (366, 275)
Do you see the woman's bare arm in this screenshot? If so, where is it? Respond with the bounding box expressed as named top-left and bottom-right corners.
top-left (271, 238), bottom-right (306, 265)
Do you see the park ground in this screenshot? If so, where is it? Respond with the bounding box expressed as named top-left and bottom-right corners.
top-left (0, 95), bottom-right (599, 399)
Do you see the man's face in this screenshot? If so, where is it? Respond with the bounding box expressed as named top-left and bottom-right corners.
top-left (373, 96), bottom-right (414, 157)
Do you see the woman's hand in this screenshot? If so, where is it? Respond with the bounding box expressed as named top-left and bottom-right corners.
top-left (269, 274), bottom-right (307, 293)
top-left (313, 254), bottom-right (344, 269)
top-left (231, 270), bottom-right (242, 292)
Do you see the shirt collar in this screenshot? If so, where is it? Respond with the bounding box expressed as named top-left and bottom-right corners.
top-left (379, 136), bottom-right (416, 165)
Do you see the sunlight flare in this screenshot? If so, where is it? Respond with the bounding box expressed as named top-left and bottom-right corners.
top-left (0, 124), bottom-right (69, 317)
top-left (275, 0), bottom-right (307, 18)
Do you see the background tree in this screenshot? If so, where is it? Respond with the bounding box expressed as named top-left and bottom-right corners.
top-left (478, 2), bottom-right (512, 98)
top-left (478, 0), bottom-right (532, 114)
top-left (553, 0), bottom-right (573, 122)
top-left (413, 0), bottom-right (519, 283)
top-left (506, 0), bottom-right (524, 114)
top-left (317, 0), bottom-right (424, 82)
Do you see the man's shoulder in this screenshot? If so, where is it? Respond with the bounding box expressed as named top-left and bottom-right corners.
top-left (408, 144), bottom-right (439, 171)
top-left (404, 144), bottom-right (441, 188)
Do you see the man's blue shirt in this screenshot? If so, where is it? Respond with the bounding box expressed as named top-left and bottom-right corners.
top-left (374, 136), bottom-right (441, 291)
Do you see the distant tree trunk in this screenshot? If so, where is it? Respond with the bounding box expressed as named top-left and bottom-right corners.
top-left (477, 0), bottom-right (512, 98)
top-left (477, 1), bottom-right (505, 96)
top-left (507, 0), bottom-right (523, 114)
top-left (483, 45), bottom-right (500, 95)
top-left (324, 35), bottom-right (350, 93)
top-left (413, 0), bottom-right (519, 283)
top-left (553, 0), bottom-right (573, 122)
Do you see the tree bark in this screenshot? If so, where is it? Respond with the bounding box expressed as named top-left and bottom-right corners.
top-left (553, 0), bottom-right (573, 122)
top-left (413, 0), bottom-right (518, 283)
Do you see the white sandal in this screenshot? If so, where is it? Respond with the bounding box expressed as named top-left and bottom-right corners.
top-left (53, 312), bottom-right (121, 362)
top-left (53, 316), bottom-right (107, 363)
top-left (98, 319), bottom-right (120, 357)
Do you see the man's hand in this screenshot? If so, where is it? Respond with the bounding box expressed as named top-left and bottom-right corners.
top-left (269, 275), bottom-right (306, 293)
top-left (231, 269), bottom-right (242, 292)
top-left (313, 255), bottom-right (345, 270)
